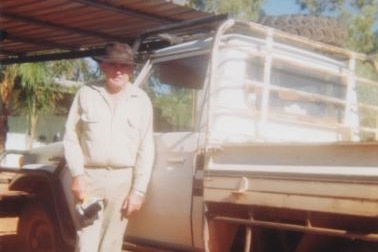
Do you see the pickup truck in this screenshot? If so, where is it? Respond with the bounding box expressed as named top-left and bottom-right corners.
top-left (1, 18), bottom-right (378, 252)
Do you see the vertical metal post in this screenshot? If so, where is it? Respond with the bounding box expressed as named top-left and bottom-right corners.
top-left (244, 226), bottom-right (252, 252)
top-left (244, 210), bottom-right (255, 252)
top-left (376, 111), bottom-right (378, 141)
top-left (205, 19), bottom-right (236, 148)
top-left (259, 28), bottom-right (274, 136)
top-left (344, 54), bottom-right (358, 140)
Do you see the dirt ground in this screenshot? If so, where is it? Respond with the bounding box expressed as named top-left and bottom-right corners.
top-left (0, 173), bottom-right (20, 252)
top-left (0, 217), bottom-right (18, 252)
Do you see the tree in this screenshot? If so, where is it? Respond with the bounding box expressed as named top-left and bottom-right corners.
top-left (0, 65), bottom-right (18, 152)
top-left (296, 0), bottom-right (345, 13)
top-left (0, 58), bottom-right (91, 150)
top-left (188, 0), bottom-right (265, 21)
top-left (15, 63), bottom-right (59, 149)
top-left (296, 0), bottom-right (378, 140)
top-left (296, 0), bottom-right (378, 53)
top-left (345, 3), bottom-right (378, 54)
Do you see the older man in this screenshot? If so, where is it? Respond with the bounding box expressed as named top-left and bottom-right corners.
top-left (63, 42), bottom-right (154, 252)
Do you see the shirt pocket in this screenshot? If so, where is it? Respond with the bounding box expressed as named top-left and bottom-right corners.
top-left (122, 114), bottom-right (140, 140)
top-left (81, 113), bottom-right (102, 140)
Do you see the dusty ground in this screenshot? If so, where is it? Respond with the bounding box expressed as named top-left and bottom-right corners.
top-left (0, 177), bottom-right (19, 252)
top-left (0, 217), bottom-right (18, 252)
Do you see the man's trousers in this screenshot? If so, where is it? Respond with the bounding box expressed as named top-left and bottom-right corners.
top-left (76, 167), bottom-right (132, 252)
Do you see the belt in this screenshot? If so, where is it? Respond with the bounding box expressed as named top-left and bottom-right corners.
top-left (84, 165), bottom-right (134, 170)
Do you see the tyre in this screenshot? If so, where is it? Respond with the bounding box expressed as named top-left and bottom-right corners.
top-left (258, 15), bottom-right (348, 47)
top-left (17, 202), bottom-right (58, 252)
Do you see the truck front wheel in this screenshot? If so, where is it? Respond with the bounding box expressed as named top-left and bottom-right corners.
top-left (17, 203), bottom-right (58, 252)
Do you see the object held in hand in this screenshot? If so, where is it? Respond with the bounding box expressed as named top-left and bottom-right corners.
top-left (77, 198), bottom-right (102, 226)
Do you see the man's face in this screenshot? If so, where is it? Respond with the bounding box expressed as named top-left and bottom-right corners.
top-left (100, 62), bottom-right (133, 92)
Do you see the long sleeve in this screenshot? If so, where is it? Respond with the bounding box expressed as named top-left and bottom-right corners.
top-left (132, 94), bottom-right (155, 193)
top-left (63, 91), bottom-right (85, 177)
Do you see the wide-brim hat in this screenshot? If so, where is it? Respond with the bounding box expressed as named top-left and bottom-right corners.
top-left (93, 42), bottom-right (135, 65)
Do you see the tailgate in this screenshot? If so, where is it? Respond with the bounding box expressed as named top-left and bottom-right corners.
top-left (204, 143), bottom-right (378, 217)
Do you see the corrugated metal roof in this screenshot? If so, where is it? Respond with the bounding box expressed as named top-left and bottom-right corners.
top-left (0, 0), bottom-right (216, 64)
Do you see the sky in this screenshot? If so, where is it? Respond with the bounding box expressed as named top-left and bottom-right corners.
top-left (263, 0), bottom-right (303, 15)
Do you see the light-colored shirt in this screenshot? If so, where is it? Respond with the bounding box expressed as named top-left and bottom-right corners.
top-left (63, 80), bottom-right (154, 193)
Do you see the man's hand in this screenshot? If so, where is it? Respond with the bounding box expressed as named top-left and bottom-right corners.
top-left (71, 175), bottom-right (86, 202)
top-left (122, 191), bottom-right (145, 217)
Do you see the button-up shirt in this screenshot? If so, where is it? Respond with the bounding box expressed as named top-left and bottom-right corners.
top-left (63, 80), bottom-right (154, 192)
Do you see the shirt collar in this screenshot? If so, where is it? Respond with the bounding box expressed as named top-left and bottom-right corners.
top-left (88, 79), bottom-right (139, 101)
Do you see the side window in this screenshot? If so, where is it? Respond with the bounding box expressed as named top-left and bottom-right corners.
top-left (147, 79), bottom-right (194, 132)
top-left (141, 55), bottom-right (209, 133)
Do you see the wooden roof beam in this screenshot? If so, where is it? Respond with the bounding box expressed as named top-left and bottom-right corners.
top-left (6, 34), bottom-right (75, 51)
top-left (69, 0), bottom-right (177, 24)
top-left (1, 11), bottom-right (125, 41)
top-left (0, 48), bottom-right (105, 65)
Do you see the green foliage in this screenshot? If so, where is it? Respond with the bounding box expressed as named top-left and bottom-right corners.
top-left (296, 0), bottom-right (378, 54)
top-left (188, 0), bottom-right (264, 21)
top-left (297, 1), bottom-right (378, 140)
top-left (345, 4), bottom-right (378, 53)
top-left (50, 58), bottom-right (97, 81)
top-left (15, 63), bottom-right (59, 137)
top-left (0, 64), bottom-right (20, 151)
top-left (296, 0), bottom-right (345, 14)
top-left (16, 79), bottom-right (64, 115)
top-left (144, 76), bottom-right (193, 132)
top-left (0, 65), bottom-right (18, 105)
top-left (0, 58), bottom-right (91, 148)
top-left (153, 90), bottom-right (192, 131)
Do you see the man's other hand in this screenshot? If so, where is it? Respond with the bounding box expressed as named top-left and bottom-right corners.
top-left (122, 191), bottom-right (145, 217)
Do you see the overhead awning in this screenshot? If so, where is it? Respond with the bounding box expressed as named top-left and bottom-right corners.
top-left (0, 0), bottom-right (218, 64)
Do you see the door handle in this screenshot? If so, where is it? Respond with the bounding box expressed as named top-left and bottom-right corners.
top-left (167, 157), bottom-right (186, 163)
